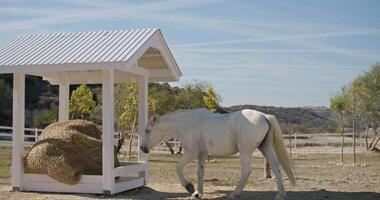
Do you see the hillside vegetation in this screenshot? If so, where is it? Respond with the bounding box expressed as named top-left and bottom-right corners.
top-left (221, 105), bottom-right (337, 132)
top-left (0, 75), bottom-right (337, 133)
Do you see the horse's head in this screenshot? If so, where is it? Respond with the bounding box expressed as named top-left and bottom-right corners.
top-left (140, 115), bottom-right (168, 154)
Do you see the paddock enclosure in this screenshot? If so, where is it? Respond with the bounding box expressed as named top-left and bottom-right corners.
top-left (0, 28), bottom-right (182, 195)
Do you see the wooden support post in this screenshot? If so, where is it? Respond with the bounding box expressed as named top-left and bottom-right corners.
top-left (288, 133), bottom-right (292, 157)
top-left (352, 97), bottom-right (356, 164)
top-left (294, 132), bottom-right (297, 151)
top-left (59, 78), bottom-right (69, 121)
top-left (102, 69), bottom-right (115, 194)
top-left (12, 73), bottom-right (25, 191)
top-left (138, 75), bottom-right (149, 184)
top-left (264, 108), bottom-right (272, 179)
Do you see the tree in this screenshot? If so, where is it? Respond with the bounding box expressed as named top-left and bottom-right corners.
top-left (175, 80), bottom-right (208, 110)
top-left (330, 91), bottom-right (348, 163)
top-left (114, 83), bottom-right (158, 155)
top-left (349, 64), bottom-right (380, 151)
top-left (70, 85), bottom-right (97, 119)
top-left (203, 85), bottom-right (220, 112)
top-left (114, 83), bottom-right (139, 155)
top-left (36, 107), bottom-right (58, 128)
top-left (346, 84), bottom-right (359, 164)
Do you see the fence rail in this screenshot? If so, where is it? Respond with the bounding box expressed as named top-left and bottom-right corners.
top-left (0, 126), bottom-right (120, 144)
top-left (1, 125), bottom-right (371, 154)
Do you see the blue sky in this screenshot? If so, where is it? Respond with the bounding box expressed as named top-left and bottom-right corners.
top-left (0, 0), bottom-right (379, 107)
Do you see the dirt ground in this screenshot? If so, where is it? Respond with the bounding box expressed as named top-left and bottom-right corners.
top-left (0, 146), bottom-right (380, 200)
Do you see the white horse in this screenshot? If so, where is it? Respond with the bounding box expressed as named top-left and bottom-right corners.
top-left (140, 108), bottom-right (295, 200)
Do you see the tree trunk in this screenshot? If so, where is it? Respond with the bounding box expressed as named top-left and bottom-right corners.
top-left (128, 113), bottom-right (138, 159)
top-left (116, 131), bottom-right (127, 153)
top-left (340, 113), bottom-right (344, 163)
top-left (165, 140), bottom-right (175, 154)
top-left (176, 143), bottom-right (183, 155)
top-left (369, 129), bottom-right (378, 149)
top-left (369, 128), bottom-right (380, 151)
top-left (288, 133), bottom-right (292, 157)
top-left (352, 118), bottom-right (356, 164)
top-left (128, 132), bottom-right (135, 159)
top-left (365, 125), bottom-right (369, 150)
top-left (370, 136), bottom-right (380, 151)
top-left (264, 158), bottom-right (272, 178)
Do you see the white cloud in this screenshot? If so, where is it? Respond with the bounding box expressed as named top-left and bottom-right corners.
top-left (173, 29), bottom-right (380, 48)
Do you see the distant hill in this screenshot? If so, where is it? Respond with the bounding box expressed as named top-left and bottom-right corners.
top-left (220, 105), bottom-right (337, 131)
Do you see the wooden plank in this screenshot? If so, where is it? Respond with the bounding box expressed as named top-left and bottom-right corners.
top-left (58, 76), bottom-right (69, 121)
top-left (23, 174), bottom-right (102, 184)
top-left (112, 162), bottom-right (149, 177)
top-left (137, 75), bottom-right (149, 183)
top-left (113, 177), bottom-right (144, 194)
top-left (23, 181), bottom-right (103, 194)
top-left (12, 73), bottom-right (25, 190)
top-left (102, 69), bottom-right (115, 193)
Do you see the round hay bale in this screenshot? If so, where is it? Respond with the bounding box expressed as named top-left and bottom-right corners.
top-left (24, 120), bottom-right (120, 185)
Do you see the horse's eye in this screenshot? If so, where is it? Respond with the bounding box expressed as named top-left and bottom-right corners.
top-left (145, 129), bottom-right (151, 134)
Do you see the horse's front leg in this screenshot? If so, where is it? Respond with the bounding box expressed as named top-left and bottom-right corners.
top-left (176, 151), bottom-right (195, 194)
top-left (191, 153), bottom-right (207, 199)
top-left (229, 152), bottom-right (252, 199)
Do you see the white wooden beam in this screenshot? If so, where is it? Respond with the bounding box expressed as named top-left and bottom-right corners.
top-left (137, 75), bottom-right (149, 184)
top-left (43, 70), bottom-right (139, 85)
top-left (12, 73), bottom-right (25, 191)
top-left (102, 69), bottom-right (115, 194)
top-left (0, 62), bottom-right (128, 74)
top-left (58, 77), bottom-right (69, 121)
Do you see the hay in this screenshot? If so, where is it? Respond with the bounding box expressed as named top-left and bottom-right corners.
top-left (24, 120), bottom-right (120, 185)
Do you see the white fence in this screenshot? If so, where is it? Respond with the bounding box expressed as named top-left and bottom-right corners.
top-left (1, 125), bottom-right (370, 154)
top-left (0, 126), bottom-right (120, 145)
top-left (0, 125), bottom-right (43, 145)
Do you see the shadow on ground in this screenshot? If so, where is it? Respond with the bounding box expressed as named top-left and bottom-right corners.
top-left (212, 190), bottom-right (380, 200)
top-left (105, 187), bottom-right (380, 200)
top-left (4, 187), bottom-right (380, 200)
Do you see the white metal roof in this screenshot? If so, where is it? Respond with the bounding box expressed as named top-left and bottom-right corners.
top-left (0, 28), bottom-right (182, 81)
top-left (0, 28), bottom-right (158, 65)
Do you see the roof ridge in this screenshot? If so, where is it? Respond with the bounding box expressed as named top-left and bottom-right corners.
top-left (14, 28), bottom-right (158, 39)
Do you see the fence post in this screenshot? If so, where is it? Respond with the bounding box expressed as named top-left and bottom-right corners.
top-left (35, 128), bottom-right (38, 142)
top-left (294, 132), bottom-right (297, 151)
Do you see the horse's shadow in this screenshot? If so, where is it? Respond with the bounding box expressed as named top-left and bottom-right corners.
top-left (108, 187), bottom-right (380, 200)
top-left (211, 190), bottom-right (380, 200)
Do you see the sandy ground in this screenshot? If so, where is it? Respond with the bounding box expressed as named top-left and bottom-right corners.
top-left (1, 149), bottom-right (380, 200)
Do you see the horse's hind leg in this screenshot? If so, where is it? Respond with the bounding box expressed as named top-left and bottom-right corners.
top-left (192, 153), bottom-right (207, 199)
top-left (176, 151), bottom-right (195, 194)
top-left (259, 143), bottom-right (285, 200)
top-left (229, 152), bottom-right (252, 199)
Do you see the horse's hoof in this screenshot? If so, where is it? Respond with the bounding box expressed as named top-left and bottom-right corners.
top-left (228, 192), bottom-right (241, 199)
top-left (275, 193), bottom-right (285, 200)
top-left (191, 191), bottom-right (202, 199)
top-left (185, 182), bottom-right (195, 194)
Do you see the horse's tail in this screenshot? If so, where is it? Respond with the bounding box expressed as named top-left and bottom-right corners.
top-left (266, 115), bottom-right (296, 186)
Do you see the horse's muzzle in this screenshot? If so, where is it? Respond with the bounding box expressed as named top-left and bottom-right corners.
top-left (140, 146), bottom-right (149, 154)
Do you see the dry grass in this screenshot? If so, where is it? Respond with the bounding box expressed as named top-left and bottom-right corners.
top-left (0, 146), bottom-right (379, 199)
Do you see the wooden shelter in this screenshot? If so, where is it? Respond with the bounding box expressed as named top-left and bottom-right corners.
top-left (0, 28), bottom-right (182, 194)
